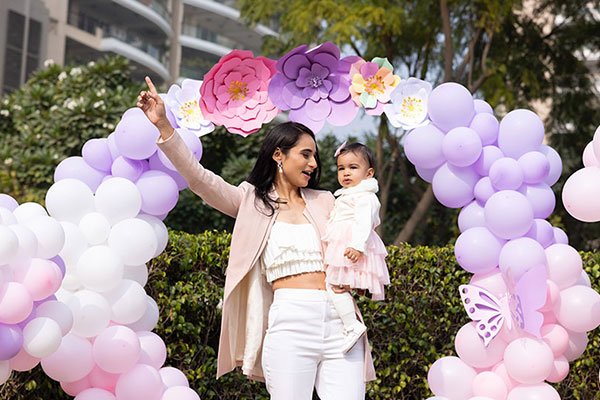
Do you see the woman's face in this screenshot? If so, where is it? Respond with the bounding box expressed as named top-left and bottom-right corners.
top-left (276, 134), bottom-right (318, 188)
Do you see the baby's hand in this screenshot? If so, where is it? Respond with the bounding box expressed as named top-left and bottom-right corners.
top-left (344, 247), bottom-right (363, 263)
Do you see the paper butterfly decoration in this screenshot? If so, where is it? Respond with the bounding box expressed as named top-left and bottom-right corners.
top-left (459, 263), bottom-right (548, 347)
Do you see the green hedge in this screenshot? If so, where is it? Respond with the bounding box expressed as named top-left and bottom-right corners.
top-left (2, 231), bottom-right (599, 399)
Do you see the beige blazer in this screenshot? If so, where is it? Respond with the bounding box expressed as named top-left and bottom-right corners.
top-left (157, 131), bottom-right (376, 382)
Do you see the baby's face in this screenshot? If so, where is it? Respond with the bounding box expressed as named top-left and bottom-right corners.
top-left (336, 151), bottom-right (374, 188)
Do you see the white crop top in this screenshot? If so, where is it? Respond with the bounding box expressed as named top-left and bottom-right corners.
top-left (261, 221), bottom-right (325, 283)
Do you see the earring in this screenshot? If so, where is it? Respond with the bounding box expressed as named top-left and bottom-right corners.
top-left (277, 161), bottom-right (283, 173)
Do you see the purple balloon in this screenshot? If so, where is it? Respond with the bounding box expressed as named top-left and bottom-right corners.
top-left (111, 156), bottom-right (146, 182)
top-left (432, 163), bottom-right (479, 208)
top-left (107, 132), bottom-right (120, 159)
top-left (474, 176), bottom-right (496, 204)
top-left (469, 112), bottom-right (499, 146)
top-left (442, 127), bottom-right (482, 167)
top-left (50, 255), bottom-right (66, 277)
top-left (82, 138), bottom-right (113, 172)
top-left (553, 227), bottom-right (569, 244)
top-left (540, 144), bottom-right (563, 186)
top-left (114, 108), bottom-right (160, 160)
top-left (458, 200), bottom-right (486, 232)
top-left (455, 227), bottom-right (505, 274)
top-left (497, 109), bottom-right (545, 159)
top-left (428, 82), bottom-right (475, 132)
top-left (484, 190), bottom-right (534, 239)
top-left (415, 165), bottom-right (437, 183)
top-left (522, 183), bottom-right (556, 219)
top-left (473, 99), bottom-right (494, 115)
top-left (136, 170), bottom-right (179, 216)
top-left (54, 156), bottom-right (107, 192)
top-left (0, 324), bottom-right (23, 360)
top-left (0, 194), bottom-right (18, 211)
top-left (525, 219), bottom-right (555, 248)
top-left (518, 151), bottom-right (550, 184)
top-left (157, 129), bottom-right (203, 172)
top-left (473, 146), bottom-right (504, 176)
top-left (489, 157), bottom-right (524, 191)
top-left (403, 124), bottom-right (446, 169)
top-left (148, 153), bottom-right (188, 190)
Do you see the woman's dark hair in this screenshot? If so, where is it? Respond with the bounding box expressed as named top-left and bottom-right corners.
top-left (247, 122), bottom-right (321, 215)
top-left (336, 142), bottom-right (375, 169)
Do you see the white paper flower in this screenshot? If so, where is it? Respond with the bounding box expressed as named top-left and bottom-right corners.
top-left (163, 79), bottom-right (214, 137)
top-left (384, 77), bottom-right (432, 130)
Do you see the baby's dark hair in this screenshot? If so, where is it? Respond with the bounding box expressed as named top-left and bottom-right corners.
top-left (336, 142), bottom-right (375, 168)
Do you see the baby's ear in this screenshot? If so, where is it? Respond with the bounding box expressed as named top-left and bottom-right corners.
top-left (367, 168), bottom-right (375, 178)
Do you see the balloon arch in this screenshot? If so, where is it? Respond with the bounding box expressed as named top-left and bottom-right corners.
top-left (0, 42), bottom-right (599, 400)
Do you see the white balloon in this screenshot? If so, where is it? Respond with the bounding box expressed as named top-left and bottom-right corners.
top-left (45, 179), bottom-right (95, 224)
top-left (54, 287), bottom-right (75, 303)
top-left (0, 207), bottom-right (17, 225)
top-left (26, 216), bottom-right (65, 258)
top-left (108, 218), bottom-right (157, 265)
top-left (138, 214), bottom-right (169, 257)
top-left (124, 264), bottom-right (148, 287)
top-left (8, 224), bottom-right (38, 263)
top-left (61, 272), bottom-right (82, 291)
top-left (76, 245), bottom-right (124, 292)
top-left (13, 202), bottom-right (48, 224)
top-left (94, 177), bottom-right (142, 225)
top-left (0, 225), bottom-right (19, 264)
top-left (23, 317), bottom-right (63, 358)
top-left (79, 212), bottom-right (111, 245)
top-left (66, 289), bottom-right (111, 337)
top-left (105, 279), bottom-right (147, 324)
top-left (59, 222), bottom-right (88, 267)
top-left (0, 360), bottom-right (11, 385)
top-left (159, 366), bottom-right (189, 388)
top-left (126, 295), bottom-right (159, 332)
top-left (35, 300), bottom-right (74, 336)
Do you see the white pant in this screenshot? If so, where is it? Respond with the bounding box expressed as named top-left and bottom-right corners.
top-left (261, 289), bottom-right (366, 400)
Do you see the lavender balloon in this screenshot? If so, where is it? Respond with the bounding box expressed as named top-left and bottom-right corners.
top-left (111, 156), bottom-right (147, 182)
top-left (82, 138), bottom-right (113, 172)
top-left (457, 200), bottom-right (486, 232)
top-left (518, 151), bottom-right (550, 184)
top-left (455, 227), bottom-right (505, 274)
top-left (473, 99), bottom-right (494, 115)
top-left (489, 157), bottom-right (523, 191)
top-left (473, 177), bottom-right (496, 205)
top-left (540, 144), bottom-right (563, 186)
top-left (0, 195), bottom-right (18, 211)
top-left (522, 183), bottom-right (556, 219)
top-left (0, 324), bottom-right (23, 360)
top-left (497, 109), bottom-right (544, 159)
top-left (114, 108), bottom-right (160, 160)
top-left (432, 163), bottom-right (479, 208)
top-left (136, 171), bottom-right (179, 216)
top-left (469, 112), bottom-right (499, 146)
top-left (484, 190), bottom-right (534, 239)
top-left (54, 157), bottom-right (106, 192)
top-left (428, 83), bottom-right (475, 132)
top-left (442, 127), bottom-right (482, 167)
top-left (525, 219), bottom-right (555, 248)
top-left (473, 146), bottom-right (504, 176)
top-left (403, 124), bottom-right (446, 169)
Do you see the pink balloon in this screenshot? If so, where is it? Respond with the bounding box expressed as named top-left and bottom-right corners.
top-left (554, 285), bottom-right (600, 332)
top-left (546, 355), bottom-right (569, 383)
top-left (497, 109), bottom-right (544, 159)
top-left (562, 166), bottom-right (600, 222)
top-left (540, 280), bottom-right (560, 312)
top-left (61, 376), bottom-right (92, 397)
top-left (75, 388), bottom-right (116, 400)
top-left (458, 201), bottom-right (486, 232)
top-left (138, 331), bottom-right (167, 369)
top-left (471, 371), bottom-right (507, 400)
top-left (507, 383), bottom-right (560, 400)
top-left (469, 112), bottom-right (499, 146)
top-left (93, 326), bottom-right (141, 374)
top-left (159, 366), bottom-right (189, 388)
top-left (115, 363), bottom-right (164, 400)
top-left (582, 141), bottom-right (599, 167)
top-left (41, 334), bottom-right (94, 383)
top-left (455, 323), bottom-right (506, 368)
top-left (473, 146), bottom-right (504, 176)
top-left (591, 125), bottom-right (600, 162)
top-left (454, 227), bottom-right (505, 274)
top-left (545, 244), bottom-right (583, 289)
top-left (403, 124), bottom-right (446, 169)
top-left (432, 163), bottom-right (479, 208)
top-left (469, 268), bottom-right (507, 299)
top-left (489, 158), bottom-right (523, 191)
top-left (0, 282), bottom-right (33, 324)
top-left (88, 365), bottom-right (119, 392)
top-left (540, 324), bottom-right (569, 357)
top-left (503, 338), bottom-right (553, 384)
top-left (15, 258), bottom-right (62, 301)
top-left (563, 330), bottom-right (588, 361)
top-left (9, 347), bottom-right (40, 371)
top-left (498, 238), bottom-right (546, 282)
top-left (484, 190), bottom-right (533, 240)
top-left (518, 151), bottom-right (550, 184)
top-left (427, 356), bottom-right (477, 399)
top-left (492, 362), bottom-right (518, 392)
top-left (442, 127), bottom-right (482, 167)
top-left (161, 386), bottom-right (200, 400)
top-left (428, 82), bottom-right (475, 132)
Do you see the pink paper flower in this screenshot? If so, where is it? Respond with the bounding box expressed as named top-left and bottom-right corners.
top-left (200, 50), bottom-right (278, 136)
top-left (268, 42), bottom-right (362, 134)
top-left (349, 57), bottom-right (400, 115)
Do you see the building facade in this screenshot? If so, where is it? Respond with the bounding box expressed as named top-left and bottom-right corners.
top-left (0, 0), bottom-right (275, 94)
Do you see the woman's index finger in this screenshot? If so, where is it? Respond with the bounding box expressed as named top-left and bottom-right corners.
top-left (145, 76), bottom-right (158, 95)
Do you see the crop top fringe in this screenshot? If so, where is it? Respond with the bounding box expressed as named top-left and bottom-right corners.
top-left (260, 221), bottom-right (325, 283)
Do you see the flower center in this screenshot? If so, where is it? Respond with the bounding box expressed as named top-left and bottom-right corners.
top-left (179, 100), bottom-right (202, 123)
top-left (364, 75), bottom-right (385, 95)
top-left (307, 76), bottom-right (323, 88)
top-left (400, 96), bottom-right (424, 117)
top-left (228, 80), bottom-right (249, 101)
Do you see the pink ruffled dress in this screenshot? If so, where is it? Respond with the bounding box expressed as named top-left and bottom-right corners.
top-left (323, 178), bottom-right (389, 300)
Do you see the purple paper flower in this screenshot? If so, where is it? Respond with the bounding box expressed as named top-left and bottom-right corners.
top-left (268, 42), bottom-right (362, 133)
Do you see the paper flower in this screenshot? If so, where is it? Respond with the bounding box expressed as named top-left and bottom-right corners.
top-left (163, 79), bottom-right (214, 137)
top-left (268, 42), bottom-right (362, 133)
top-left (200, 50), bottom-right (278, 136)
top-left (384, 77), bottom-right (432, 130)
top-left (349, 57), bottom-right (401, 115)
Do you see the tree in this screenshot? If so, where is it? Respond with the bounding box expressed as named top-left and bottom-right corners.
top-left (239, 0), bottom-right (600, 247)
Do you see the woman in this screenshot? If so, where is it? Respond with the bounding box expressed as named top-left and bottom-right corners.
top-left (137, 77), bottom-right (375, 400)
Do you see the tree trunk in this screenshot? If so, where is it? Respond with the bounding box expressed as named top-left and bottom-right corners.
top-left (393, 185), bottom-right (435, 245)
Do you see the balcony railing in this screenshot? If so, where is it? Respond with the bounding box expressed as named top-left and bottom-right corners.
top-left (181, 24), bottom-right (238, 49)
top-left (134, 0), bottom-right (170, 22)
top-left (67, 12), bottom-right (167, 65)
